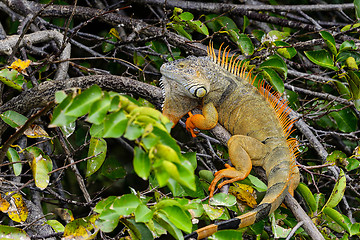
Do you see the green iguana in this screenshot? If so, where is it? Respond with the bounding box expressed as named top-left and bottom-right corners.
top-left (160, 42), bottom-right (300, 240)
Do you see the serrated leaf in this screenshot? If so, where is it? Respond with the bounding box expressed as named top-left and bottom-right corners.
top-left (6, 147), bottom-right (22, 176)
top-left (322, 169), bottom-right (346, 209)
top-left (320, 31), bottom-right (337, 55)
top-left (0, 110), bottom-right (28, 128)
top-left (304, 50), bottom-right (338, 71)
top-left (86, 137), bottom-right (107, 177)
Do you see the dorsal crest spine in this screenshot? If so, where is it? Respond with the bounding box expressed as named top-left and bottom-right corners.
top-left (207, 41), bottom-right (299, 165)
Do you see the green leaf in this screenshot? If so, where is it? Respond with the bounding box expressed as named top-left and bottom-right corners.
top-left (102, 110), bottom-right (128, 138)
top-left (26, 147), bottom-right (53, 190)
top-left (90, 123), bottom-right (104, 137)
top-left (341, 23), bottom-right (360, 32)
top-left (0, 69), bottom-right (26, 91)
top-left (94, 196), bottom-right (117, 214)
top-left (0, 225), bottom-right (30, 240)
top-left (260, 54), bottom-right (288, 79)
top-left (333, 80), bottom-right (351, 99)
top-left (63, 215), bottom-right (99, 239)
top-left (274, 41), bottom-right (297, 59)
top-left (101, 157), bottom-right (126, 180)
top-left (346, 71), bottom-right (360, 100)
top-left (320, 31), bottom-right (337, 55)
top-left (252, 29), bottom-right (265, 42)
top-left (87, 92), bottom-right (111, 125)
top-left (242, 15), bottom-right (249, 33)
top-left (133, 146), bottom-right (151, 180)
top-left (124, 123), bottom-right (144, 140)
top-left (169, 23), bottom-right (192, 40)
top-left (153, 212), bottom-right (183, 240)
top-left (55, 91), bottom-right (68, 104)
top-left (203, 204), bottom-right (226, 221)
top-left (46, 220), bottom-right (65, 233)
top-left (211, 229), bottom-right (244, 240)
top-left (178, 12), bottom-right (193, 21)
top-left (102, 30), bottom-right (117, 53)
top-left (355, 0), bottom-right (360, 21)
top-left (209, 193), bottom-right (237, 207)
top-left (65, 85), bottom-right (103, 117)
top-left (322, 169), bottom-right (346, 209)
top-left (237, 34), bottom-right (254, 56)
top-left (86, 137), bottom-right (107, 177)
top-left (188, 20), bottom-right (209, 36)
top-left (329, 105), bottom-right (357, 132)
top-left (296, 182), bottom-right (317, 214)
top-left (323, 207), bottom-right (350, 233)
top-left (161, 206), bottom-right (192, 233)
top-left (0, 110), bottom-right (28, 128)
top-left (135, 204), bottom-right (153, 223)
top-left (6, 147), bottom-right (22, 176)
top-left (121, 218), bottom-right (153, 240)
top-left (346, 157), bottom-right (360, 171)
top-left (112, 194), bottom-right (141, 216)
top-left (304, 50), bottom-right (338, 71)
top-left (49, 94), bottom-right (77, 127)
top-left (261, 68), bottom-right (285, 93)
top-left (339, 40), bottom-right (356, 52)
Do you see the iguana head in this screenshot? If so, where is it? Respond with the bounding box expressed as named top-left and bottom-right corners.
top-left (160, 56), bottom-right (211, 124)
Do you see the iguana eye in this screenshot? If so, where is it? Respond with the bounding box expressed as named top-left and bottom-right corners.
top-left (190, 86), bottom-right (207, 98)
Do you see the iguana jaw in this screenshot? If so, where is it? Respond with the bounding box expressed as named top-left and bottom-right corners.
top-left (160, 76), bottom-right (201, 125)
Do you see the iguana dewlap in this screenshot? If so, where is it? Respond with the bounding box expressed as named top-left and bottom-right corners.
top-left (160, 43), bottom-right (300, 240)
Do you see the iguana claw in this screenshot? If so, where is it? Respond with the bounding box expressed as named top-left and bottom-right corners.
top-left (185, 111), bottom-right (199, 137)
top-left (208, 163), bottom-right (247, 198)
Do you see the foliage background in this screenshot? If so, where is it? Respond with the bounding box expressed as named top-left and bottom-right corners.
top-left (0, 0), bottom-right (359, 239)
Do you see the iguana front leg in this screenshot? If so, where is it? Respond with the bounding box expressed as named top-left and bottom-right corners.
top-left (185, 102), bottom-right (218, 137)
top-left (209, 135), bottom-right (269, 197)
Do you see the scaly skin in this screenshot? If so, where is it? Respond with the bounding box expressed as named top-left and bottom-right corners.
top-left (160, 52), bottom-right (300, 240)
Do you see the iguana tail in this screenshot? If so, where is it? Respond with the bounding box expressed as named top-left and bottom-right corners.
top-left (184, 146), bottom-right (299, 240)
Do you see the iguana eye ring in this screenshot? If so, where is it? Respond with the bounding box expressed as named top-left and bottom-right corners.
top-left (193, 87), bottom-right (207, 98)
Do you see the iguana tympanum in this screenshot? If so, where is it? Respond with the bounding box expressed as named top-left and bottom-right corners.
top-left (160, 43), bottom-right (300, 240)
